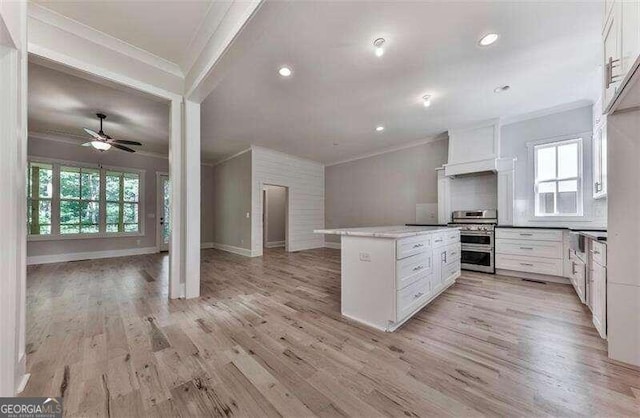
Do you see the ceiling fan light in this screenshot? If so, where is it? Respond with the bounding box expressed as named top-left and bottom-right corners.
top-left (91, 141), bottom-right (111, 151)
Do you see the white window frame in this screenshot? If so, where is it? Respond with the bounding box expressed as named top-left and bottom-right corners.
top-left (27, 157), bottom-right (145, 241)
top-left (529, 137), bottom-right (584, 218)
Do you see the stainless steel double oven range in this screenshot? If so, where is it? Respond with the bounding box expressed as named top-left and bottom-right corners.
top-left (450, 210), bottom-right (497, 273)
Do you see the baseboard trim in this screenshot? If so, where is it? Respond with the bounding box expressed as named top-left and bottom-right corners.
top-left (324, 242), bottom-right (341, 249)
top-left (200, 242), bottom-right (214, 249)
top-left (27, 247), bottom-right (158, 265)
top-left (210, 242), bottom-right (254, 257)
top-left (495, 268), bottom-right (570, 284)
top-left (265, 241), bottom-right (285, 248)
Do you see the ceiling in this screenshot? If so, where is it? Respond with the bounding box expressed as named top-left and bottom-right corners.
top-left (28, 59), bottom-right (170, 155)
top-left (201, 1), bottom-right (602, 164)
top-left (32, 0), bottom-right (215, 70)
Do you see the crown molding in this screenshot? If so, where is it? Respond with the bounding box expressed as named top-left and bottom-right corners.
top-left (28, 3), bottom-right (184, 79)
top-left (179, 1), bottom-right (234, 75)
top-left (501, 100), bottom-right (593, 126)
top-left (325, 134), bottom-right (448, 167)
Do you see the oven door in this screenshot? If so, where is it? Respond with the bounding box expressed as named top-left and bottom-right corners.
top-left (460, 245), bottom-right (494, 273)
top-left (460, 231), bottom-right (493, 247)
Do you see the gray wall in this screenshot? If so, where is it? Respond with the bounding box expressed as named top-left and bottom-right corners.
top-left (264, 185), bottom-right (286, 245)
top-left (501, 105), bottom-right (606, 227)
top-left (212, 150), bottom-right (252, 250)
top-left (325, 139), bottom-right (448, 243)
top-left (27, 137), bottom-right (215, 257)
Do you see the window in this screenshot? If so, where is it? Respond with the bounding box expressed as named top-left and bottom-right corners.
top-left (27, 162), bottom-right (53, 235)
top-left (534, 139), bottom-right (582, 216)
top-left (60, 166), bottom-right (101, 234)
top-left (27, 159), bottom-right (143, 239)
top-left (106, 171), bottom-right (140, 233)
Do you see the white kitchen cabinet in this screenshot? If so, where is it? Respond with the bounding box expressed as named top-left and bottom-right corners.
top-left (495, 228), bottom-right (565, 280)
top-left (569, 252), bottom-right (587, 304)
top-left (603, 0), bottom-right (640, 112)
top-left (591, 261), bottom-right (607, 339)
top-left (593, 121), bottom-right (608, 199)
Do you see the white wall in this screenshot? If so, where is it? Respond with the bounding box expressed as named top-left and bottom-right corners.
top-left (252, 146), bottom-right (324, 255)
top-left (501, 105), bottom-right (606, 228)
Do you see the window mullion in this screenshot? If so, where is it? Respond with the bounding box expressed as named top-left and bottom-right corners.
top-left (100, 168), bottom-right (106, 233)
top-left (52, 164), bottom-right (61, 235)
top-left (119, 174), bottom-right (124, 233)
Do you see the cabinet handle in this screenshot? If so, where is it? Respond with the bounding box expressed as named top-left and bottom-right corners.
top-left (414, 292), bottom-right (424, 299)
top-left (595, 182), bottom-right (602, 192)
top-left (413, 243), bottom-right (424, 248)
top-left (520, 263), bottom-right (534, 267)
top-left (606, 56), bottom-right (622, 89)
top-left (412, 265), bottom-right (424, 272)
top-left (572, 262), bottom-right (576, 275)
top-left (520, 247), bottom-right (534, 250)
top-left (434, 239), bottom-right (443, 243)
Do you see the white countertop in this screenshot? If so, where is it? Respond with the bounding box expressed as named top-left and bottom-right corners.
top-left (314, 225), bottom-right (456, 239)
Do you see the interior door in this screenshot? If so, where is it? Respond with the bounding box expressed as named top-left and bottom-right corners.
top-left (157, 174), bottom-right (170, 252)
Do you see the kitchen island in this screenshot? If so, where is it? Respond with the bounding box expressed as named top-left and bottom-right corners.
top-left (315, 226), bottom-right (461, 331)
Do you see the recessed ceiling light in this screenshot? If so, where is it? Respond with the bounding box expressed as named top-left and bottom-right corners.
top-left (422, 95), bottom-right (432, 107)
top-left (494, 85), bottom-right (510, 93)
top-left (478, 33), bottom-right (499, 47)
top-left (373, 38), bottom-right (385, 57)
top-left (376, 126), bottom-right (385, 132)
top-left (278, 66), bottom-right (292, 77)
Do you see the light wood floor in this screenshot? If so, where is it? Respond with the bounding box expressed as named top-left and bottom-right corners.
top-left (23, 248), bottom-right (639, 417)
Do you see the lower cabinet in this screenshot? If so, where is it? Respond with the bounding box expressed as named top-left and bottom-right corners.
top-left (591, 262), bottom-right (607, 338)
top-left (568, 251), bottom-right (587, 304)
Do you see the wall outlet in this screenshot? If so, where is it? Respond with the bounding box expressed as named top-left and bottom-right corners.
top-left (246, 212), bottom-right (250, 219)
top-left (359, 252), bottom-right (371, 262)
top-left (136, 239), bottom-right (141, 246)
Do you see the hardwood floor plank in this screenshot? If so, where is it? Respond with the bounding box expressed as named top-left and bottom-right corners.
top-left (21, 248), bottom-right (640, 417)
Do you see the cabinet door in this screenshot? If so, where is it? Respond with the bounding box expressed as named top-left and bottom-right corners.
top-left (593, 122), bottom-right (608, 199)
top-left (621, 0), bottom-right (640, 77)
top-left (591, 263), bottom-right (607, 339)
top-left (603, 6), bottom-right (622, 109)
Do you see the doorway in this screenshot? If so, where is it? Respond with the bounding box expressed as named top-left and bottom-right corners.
top-left (157, 172), bottom-right (170, 252)
top-left (262, 185), bottom-right (288, 251)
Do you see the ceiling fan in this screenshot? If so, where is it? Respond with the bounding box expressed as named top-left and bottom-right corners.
top-left (82, 113), bottom-right (142, 153)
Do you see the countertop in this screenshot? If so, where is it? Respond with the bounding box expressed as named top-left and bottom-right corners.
top-left (314, 225), bottom-right (457, 239)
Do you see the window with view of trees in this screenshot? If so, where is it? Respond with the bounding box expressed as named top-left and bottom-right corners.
top-left (27, 162), bottom-right (53, 235)
top-left (534, 138), bottom-right (582, 217)
top-left (27, 160), bottom-right (143, 238)
top-left (106, 171), bottom-right (140, 233)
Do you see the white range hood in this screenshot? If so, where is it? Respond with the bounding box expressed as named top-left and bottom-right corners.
top-left (444, 119), bottom-right (500, 176)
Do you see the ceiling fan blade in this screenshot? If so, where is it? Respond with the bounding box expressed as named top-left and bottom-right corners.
top-left (111, 139), bottom-right (142, 146)
top-left (111, 143), bottom-right (136, 153)
top-left (81, 142), bottom-right (93, 147)
top-left (83, 128), bottom-right (103, 139)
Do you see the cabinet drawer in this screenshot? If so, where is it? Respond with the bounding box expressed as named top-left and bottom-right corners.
top-left (591, 241), bottom-right (607, 267)
top-left (396, 273), bottom-right (430, 321)
top-left (396, 252), bottom-right (432, 290)
top-left (432, 232), bottom-right (446, 248)
top-left (495, 228), bottom-right (563, 242)
top-left (442, 260), bottom-right (461, 285)
top-left (444, 229), bottom-right (460, 245)
top-left (446, 243), bottom-right (461, 263)
top-left (396, 235), bottom-right (432, 259)
top-left (496, 254), bottom-right (564, 276)
top-left (496, 239), bottom-right (563, 259)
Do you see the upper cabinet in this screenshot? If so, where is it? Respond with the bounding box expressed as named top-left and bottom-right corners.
top-left (603, 0), bottom-right (640, 113)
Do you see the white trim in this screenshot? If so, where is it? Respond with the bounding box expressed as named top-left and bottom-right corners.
top-left (27, 246), bottom-right (158, 265)
top-left (156, 172), bottom-right (169, 252)
top-left (324, 242), bottom-right (341, 249)
top-left (501, 100), bottom-right (593, 126)
top-left (180, 1), bottom-right (231, 75)
top-left (28, 43), bottom-right (182, 102)
top-left (201, 242), bottom-right (214, 249)
top-left (15, 372), bottom-right (29, 394)
top-left (28, 3), bottom-right (184, 78)
top-left (209, 242), bottom-right (255, 257)
top-left (325, 134), bottom-right (447, 167)
top-left (213, 147), bottom-right (252, 167)
top-left (265, 241), bottom-right (285, 248)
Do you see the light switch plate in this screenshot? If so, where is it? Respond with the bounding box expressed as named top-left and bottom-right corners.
top-left (359, 252), bottom-right (371, 262)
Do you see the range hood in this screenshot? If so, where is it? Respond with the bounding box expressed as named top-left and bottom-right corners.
top-left (444, 119), bottom-right (500, 176)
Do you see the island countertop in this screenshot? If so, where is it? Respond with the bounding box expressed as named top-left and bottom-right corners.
top-left (314, 225), bottom-right (458, 239)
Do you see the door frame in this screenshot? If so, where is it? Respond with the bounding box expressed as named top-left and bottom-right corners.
top-left (156, 171), bottom-right (169, 252)
top-left (259, 183), bottom-right (289, 252)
